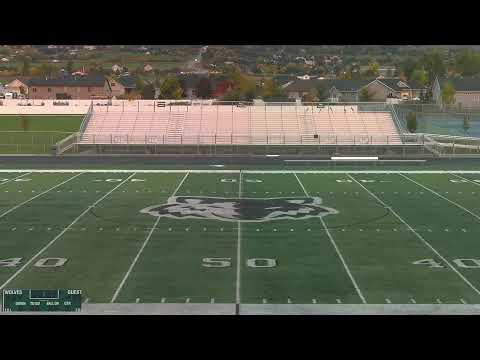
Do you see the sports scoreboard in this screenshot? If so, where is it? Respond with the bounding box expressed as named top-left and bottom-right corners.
top-left (2, 289), bottom-right (82, 312)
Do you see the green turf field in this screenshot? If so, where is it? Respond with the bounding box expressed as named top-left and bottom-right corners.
top-left (1, 169), bottom-right (480, 312)
top-left (0, 115), bottom-right (82, 154)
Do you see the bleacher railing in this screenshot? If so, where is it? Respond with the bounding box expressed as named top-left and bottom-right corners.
top-left (78, 133), bottom-right (410, 146)
top-left (79, 102), bottom-right (94, 134)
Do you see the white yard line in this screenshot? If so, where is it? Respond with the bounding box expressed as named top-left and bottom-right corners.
top-left (2, 170), bottom-right (480, 174)
top-left (236, 171), bottom-right (242, 306)
top-left (0, 173), bottom-right (84, 220)
top-left (347, 173), bottom-right (480, 297)
top-left (110, 172), bottom-right (190, 303)
top-left (450, 173), bottom-right (480, 187)
top-left (0, 172), bottom-right (137, 292)
top-left (399, 173), bottom-right (480, 222)
top-left (0, 172), bottom-right (31, 186)
top-left (294, 172), bottom-right (367, 304)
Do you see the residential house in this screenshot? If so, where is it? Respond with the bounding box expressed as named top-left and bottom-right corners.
top-left (27, 75), bottom-right (111, 99)
top-left (362, 78), bottom-right (426, 101)
top-left (178, 73), bottom-right (209, 99)
top-left (328, 80), bottom-right (371, 102)
top-left (284, 77), bottom-right (425, 102)
top-left (432, 76), bottom-right (480, 108)
top-left (283, 78), bottom-right (369, 102)
top-left (283, 79), bottom-right (322, 100)
top-left (108, 75), bottom-right (136, 99)
top-left (4, 77), bottom-right (30, 97)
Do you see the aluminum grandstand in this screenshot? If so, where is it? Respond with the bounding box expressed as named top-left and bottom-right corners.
top-left (52, 101), bottom-right (480, 157)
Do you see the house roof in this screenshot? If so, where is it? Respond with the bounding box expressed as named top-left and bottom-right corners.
top-left (116, 75), bottom-right (136, 89)
top-left (374, 78), bottom-right (426, 91)
top-left (0, 77), bottom-right (30, 87)
top-left (178, 73), bottom-right (209, 89)
top-left (329, 79), bottom-right (371, 92)
top-left (27, 75), bottom-right (106, 87)
top-left (284, 78), bottom-right (371, 93)
top-left (283, 79), bottom-right (321, 92)
top-left (438, 77), bottom-right (480, 92)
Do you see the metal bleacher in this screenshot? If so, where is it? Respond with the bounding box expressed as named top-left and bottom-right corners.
top-left (79, 103), bottom-right (403, 146)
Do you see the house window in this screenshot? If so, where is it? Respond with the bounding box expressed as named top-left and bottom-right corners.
top-left (88, 87), bottom-right (92, 92)
top-left (32, 88), bottom-right (37, 93)
top-left (47, 88), bottom-right (52, 92)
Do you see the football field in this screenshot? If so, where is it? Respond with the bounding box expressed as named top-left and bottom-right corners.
top-left (1, 169), bottom-right (480, 314)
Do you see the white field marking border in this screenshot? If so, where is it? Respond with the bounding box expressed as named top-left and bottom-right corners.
top-left (0, 172), bottom-right (137, 292)
top-left (294, 172), bottom-right (367, 304)
top-left (347, 173), bottom-right (480, 297)
top-left (236, 171), bottom-right (242, 306)
top-left (110, 172), bottom-right (190, 303)
top-left (399, 173), bottom-right (480, 222)
top-left (451, 173), bottom-right (480, 187)
top-left (0, 173), bottom-right (84, 220)
top-left (1, 170), bottom-right (480, 174)
top-left (0, 172), bottom-right (32, 186)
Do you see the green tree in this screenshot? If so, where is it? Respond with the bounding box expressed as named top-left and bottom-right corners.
top-left (359, 87), bottom-right (375, 102)
top-left (66, 60), bottom-right (74, 74)
top-left (463, 113), bottom-right (471, 135)
top-left (221, 89), bottom-right (243, 101)
top-left (38, 63), bottom-right (58, 77)
top-left (196, 77), bottom-right (212, 99)
top-left (135, 77), bottom-right (145, 92)
top-left (159, 76), bottom-right (183, 99)
top-left (20, 56), bottom-right (31, 76)
top-left (153, 69), bottom-right (161, 87)
top-left (406, 112), bottom-right (418, 133)
top-left (314, 82), bottom-right (329, 101)
top-left (364, 60), bottom-right (379, 77)
top-left (410, 67), bottom-right (429, 86)
top-left (455, 50), bottom-right (480, 77)
top-left (140, 83), bottom-right (155, 99)
top-left (399, 57), bottom-right (418, 80)
top-left (420, 50), bottom-right (446, 83)
top-left (262, 81), bottom-right (289, 102)
top-left (441, 81), bottom-right (456, 106)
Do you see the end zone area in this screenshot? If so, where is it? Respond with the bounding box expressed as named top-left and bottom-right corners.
top-left (1, 169), bottom-right (480, 314)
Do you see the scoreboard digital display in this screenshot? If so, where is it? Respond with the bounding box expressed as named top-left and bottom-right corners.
top-left (2, 289), bottom-right (82, 312)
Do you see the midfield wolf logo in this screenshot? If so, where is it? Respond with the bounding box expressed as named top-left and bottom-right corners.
top-left (140, 196), bottom-right (338, 222)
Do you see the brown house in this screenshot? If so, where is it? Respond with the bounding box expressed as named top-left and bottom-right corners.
top-left (27, 75), bottom-right (111, 99)
top-left (3, 77), bottom-right (30, 96)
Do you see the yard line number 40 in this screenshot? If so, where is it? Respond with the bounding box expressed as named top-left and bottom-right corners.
top-left (413, 258), bottom-right (480, 268)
